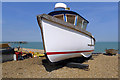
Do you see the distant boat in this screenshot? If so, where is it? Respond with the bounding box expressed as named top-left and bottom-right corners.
top-left (37, 3), bottom-right (95, 62)
top-left (0, 43), bottom-right (14, 62)
top-left (105, 49), bottom-right (118, 55)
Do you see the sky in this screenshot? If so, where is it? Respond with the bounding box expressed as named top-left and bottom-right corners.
top-left (2, 2), bottom-right (118, 42)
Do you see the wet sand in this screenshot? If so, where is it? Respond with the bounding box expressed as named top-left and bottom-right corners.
top-left (2, 50), bottom-right (118, 78)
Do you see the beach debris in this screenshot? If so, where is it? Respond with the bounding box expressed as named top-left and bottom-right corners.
top-left (39, 53), bottom-right (45, 57)
top-left (14, 49), bottom-right (33, 61)
top-left (14, 49), bottom-right (45, 61)
top-left (32, 52), bottom-right (45, 57)
top-left (15, 51), bottom-right (24, 61)
top-left (14, 47), bottom-right (22, 52)
top-left (2, 43), bottom-right (44, 61)
top-left (22, 53), bottom-right (32, 59)
top-left (105, 49), bottom-right (118, 56)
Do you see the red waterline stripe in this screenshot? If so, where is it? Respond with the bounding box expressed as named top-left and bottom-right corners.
top-left (46, 50), bottom-right (94, 55)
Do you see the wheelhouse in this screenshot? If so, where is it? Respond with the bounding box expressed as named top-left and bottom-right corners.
top-left (48, 9), bottom-right (89, 30)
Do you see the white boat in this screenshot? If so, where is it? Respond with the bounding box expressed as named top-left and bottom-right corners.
top-left (37, 3), bottom-right (95, 62)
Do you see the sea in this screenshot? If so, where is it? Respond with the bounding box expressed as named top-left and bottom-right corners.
top-left (7, 42), bottom-right (118, 53)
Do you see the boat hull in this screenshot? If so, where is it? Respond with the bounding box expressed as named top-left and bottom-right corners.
top-left (40, 19), bottom-right (94, 62)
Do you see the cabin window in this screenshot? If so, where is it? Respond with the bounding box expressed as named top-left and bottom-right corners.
top-left (77, 16), bottom-right (88, 30)
top-left (83, 21), bottom-right (88, 30)
top-left (76, 16), bottom-right (83, 29)
top-left (66, 14), bottom-right (76, 25)
top-left (54, 14), bottom-right (64, 21)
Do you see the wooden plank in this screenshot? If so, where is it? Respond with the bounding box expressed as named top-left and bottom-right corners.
top-left (66, 62), bottom-right (89, 69)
